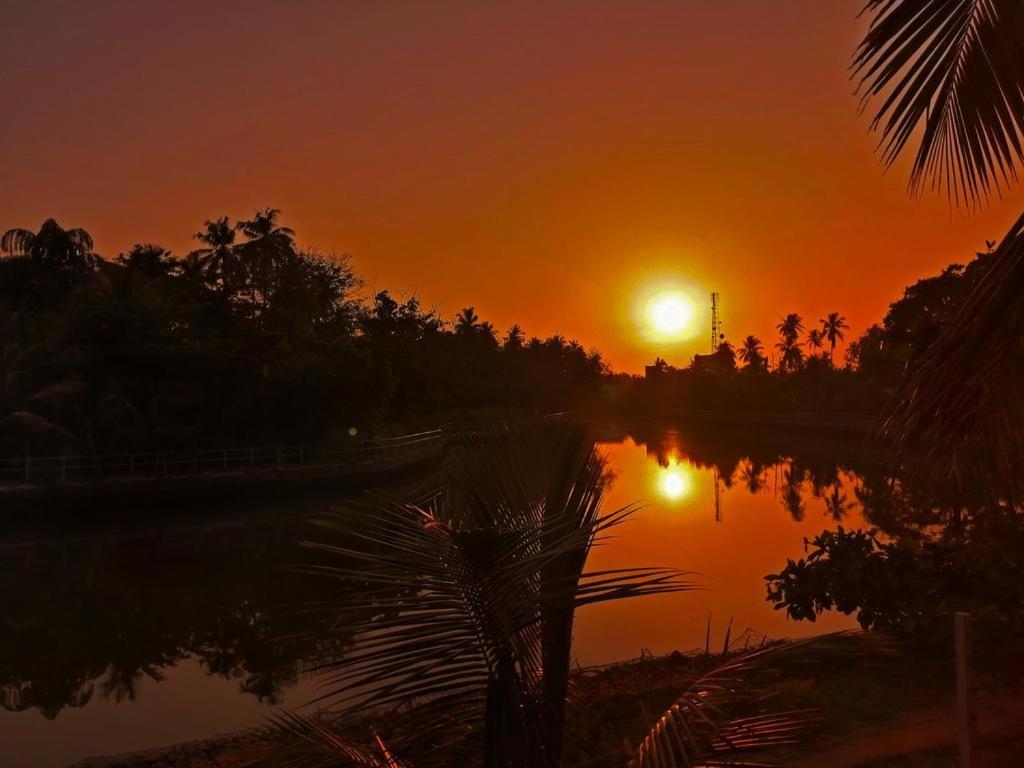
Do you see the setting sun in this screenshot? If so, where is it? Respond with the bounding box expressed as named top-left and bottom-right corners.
top-left (645, 292), bottom-right (696, 341)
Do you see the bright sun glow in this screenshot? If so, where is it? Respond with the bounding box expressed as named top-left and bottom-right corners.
top-left (658, 466), bottom-right (694, 502)
top-left (645, 291), bottom-right (696, 340)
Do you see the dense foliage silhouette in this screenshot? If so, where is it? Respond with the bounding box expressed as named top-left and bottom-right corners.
top-left (620, 244), bottom-right (998, 420)
top-left (0, 215), bottom-right (607, 455)
top-left (0, 213), bottom-right (1004, 460)
top-left (853, 1), bottom-right (1024, 498)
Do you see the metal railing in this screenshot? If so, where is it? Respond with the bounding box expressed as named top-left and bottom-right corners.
top-left (0, 413), bottom-right (568, 490)
top-left (0, 430), bottom-right (443, 488)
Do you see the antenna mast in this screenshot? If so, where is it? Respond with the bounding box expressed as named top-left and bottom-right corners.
top-left (710, 291), bottom-right (720, 353)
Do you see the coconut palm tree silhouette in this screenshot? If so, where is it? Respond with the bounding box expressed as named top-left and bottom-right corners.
top-left (807, 329), bottom-right (825, 359)
top-left (235, 208), bottom-right (295, 242)
top-left (737, 335), bottom-right (765, 369)
top-left (776, 313), bottom-right (803, 344)
top-left (503, 323), bottom-right (525, 350)
top-left (775, 337), bottom-right (804, 373)
top-left (191, 217), bottom-right (237, 294)
top-left (1, 218), bottom-right (95, 270)
top-left (454, 306), bottom-right (481, 335)
top-left (820, 313), bottom-right (849, 363)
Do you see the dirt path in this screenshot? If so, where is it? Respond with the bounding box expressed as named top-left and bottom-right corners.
top-left (792, 692), bottom-right (1024, 768)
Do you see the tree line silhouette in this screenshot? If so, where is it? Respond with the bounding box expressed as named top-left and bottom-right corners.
top-left (0, 210), bottom-right (1003, 456)
top-left (626, 241), bottom-right (999, 419)
top-left (0, 212), bottom-right (606, 455)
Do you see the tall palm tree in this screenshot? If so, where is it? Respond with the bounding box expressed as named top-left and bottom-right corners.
top-left (737, 335), bottom-right (765, 369)
top-left (820, 312), bottom-right (849, 362)
top-left (503, 323), bottom-right (525, 350)
top-left (478, 320), bottom-right (497, 341)
top-left (1, 218), bottom-right (95, 270)
top-left (853, 2), bottom-right (1024, 493)
top-left (806, 328), bottom-right (825, 358)
top-left (235, 208), bottom-right (295, 242)
top-left (453, 306), bottom-right (481, 335)
top-left (234, 209), bottom-right (296, 314)
top-left (776, 313), bottom-right (803, 344)
top-left (775, 337), bottom-right (804, 373)
top-left (190, 217), bottom-right (237, 293)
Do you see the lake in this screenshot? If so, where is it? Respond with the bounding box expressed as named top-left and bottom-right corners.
top-left (0, 423), bottom-right (878, 767)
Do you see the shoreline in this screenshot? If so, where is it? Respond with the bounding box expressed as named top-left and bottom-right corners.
top-left (67, 733), bottom-right (254, 768)
top-left (49, 628), bottom-right (1024, 768)
top-left (612, 407), bottom-right (879, 437)
top-left (65, 645), bottom-right (755, 768)
top-left (66, 633), bottom-right (944, 768)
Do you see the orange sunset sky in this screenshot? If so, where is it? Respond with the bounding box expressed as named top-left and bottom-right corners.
top-left (2, 0), bottom-right (1023, 372)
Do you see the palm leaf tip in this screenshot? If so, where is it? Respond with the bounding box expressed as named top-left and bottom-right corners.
top-left (248, 711), bottom-right (406, 767)
top-left (853, 0), bottom-right (1024, 207)
top-left (631, 632), bottom-right (889, 768)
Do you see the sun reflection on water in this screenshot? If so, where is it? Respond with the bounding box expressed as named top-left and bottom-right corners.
top-left (657, 461), bottom-right (695, 502)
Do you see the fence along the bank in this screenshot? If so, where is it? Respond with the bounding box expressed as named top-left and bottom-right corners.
top-left (0, 414), bottom-right (567, 489)
top-left (0, 430), bottom-right (443, 488)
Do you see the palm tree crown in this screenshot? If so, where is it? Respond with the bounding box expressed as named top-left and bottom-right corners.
top-left (776, 313), bottom-right (803, 344)
top-left (454, 306), bottom-right (481, 335)
top-left (806, 328), bottom-right (825, 355)
top-left (193, 217), bottom-right (236, 252)
top-left (236, 208), bottom-right (295, 242)
top-left (191, 217), bottom-right (237, 291)
top-left (503, 323), bottom-right (525, 350)
top-left (1, 219), bottom-right (95, 270)
top-left (737, 335), bottom-right (765, 369)
top-left (775, 337), bottom-right (804, 373)
top-left (820, 312), bottom-right (849, 361)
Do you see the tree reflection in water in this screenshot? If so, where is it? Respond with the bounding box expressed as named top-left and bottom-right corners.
top-left (610, 422), bottom-right (1023, 657)
top-left (1, 423), bottom-right (1014, 721)
top-left (611, 421), bottom-right (983, 537)
top-left (0, 508), bottom-right (364, 719)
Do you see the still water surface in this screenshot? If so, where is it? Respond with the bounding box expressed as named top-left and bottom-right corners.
top-left (1, 425), bottom-right (871, 767)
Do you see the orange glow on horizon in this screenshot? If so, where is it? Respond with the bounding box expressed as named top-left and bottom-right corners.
top-left (2, 1), bottom-right (1022, 372)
